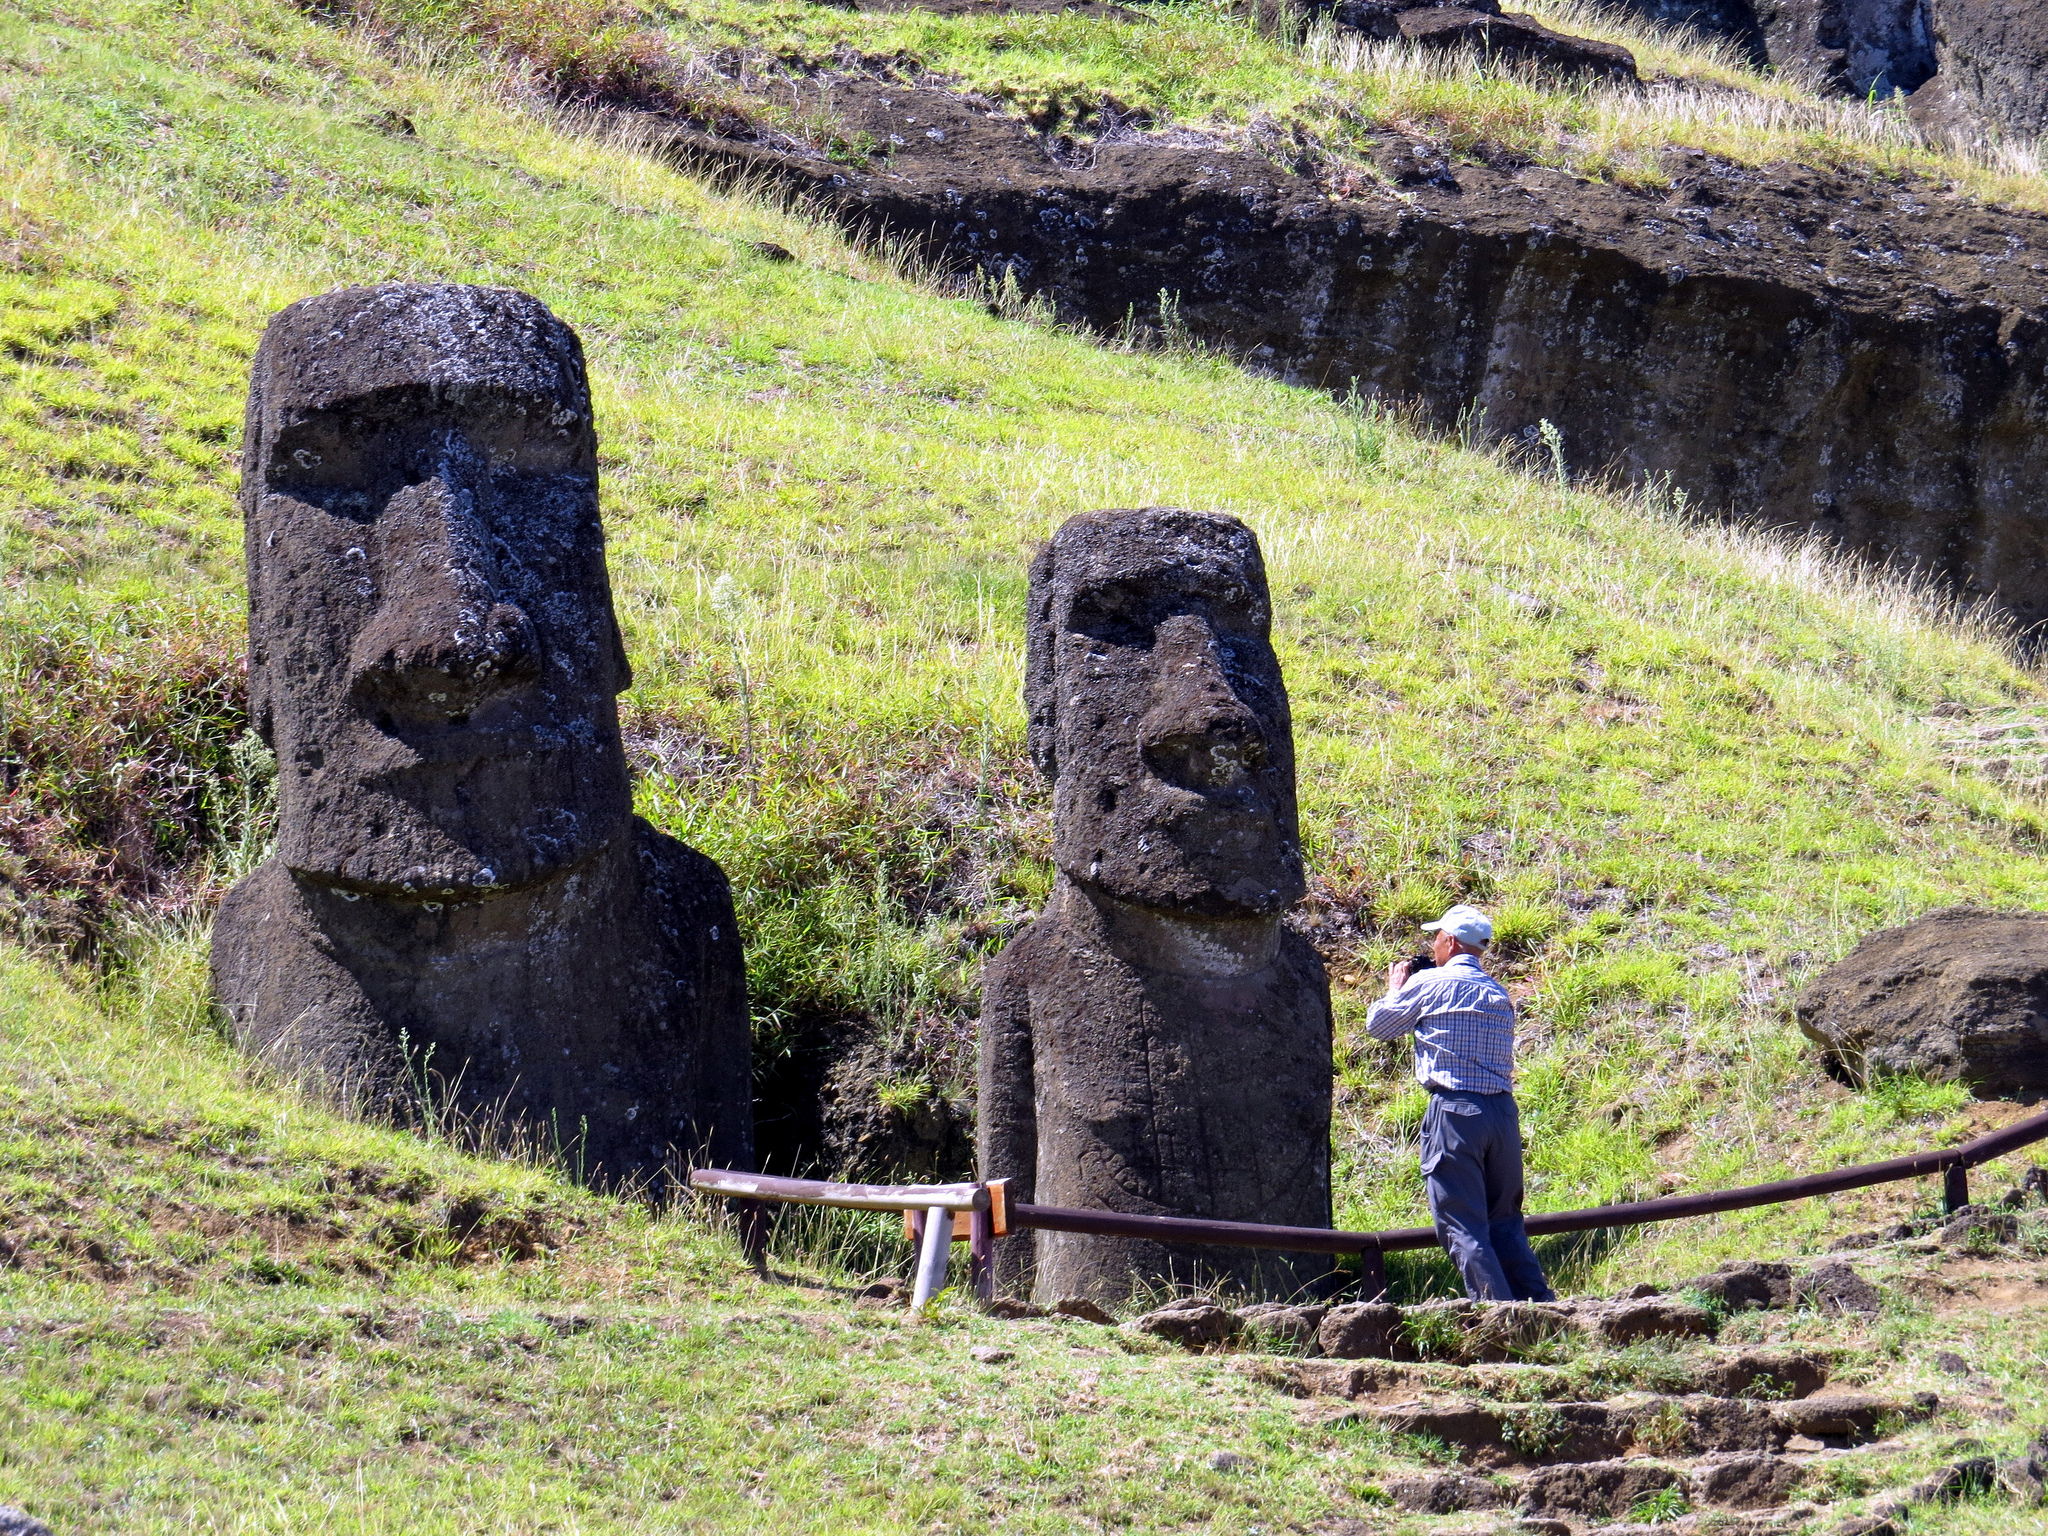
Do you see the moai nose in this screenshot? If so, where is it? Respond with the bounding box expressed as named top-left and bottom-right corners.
top-left (1138, 612), bottom-right (1269, 792)
top-left (347, 469), bottom-right (541, 724)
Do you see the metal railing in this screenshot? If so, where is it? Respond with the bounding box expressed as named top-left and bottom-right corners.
top-left (689, 1102), bottom-right (2048, 1301)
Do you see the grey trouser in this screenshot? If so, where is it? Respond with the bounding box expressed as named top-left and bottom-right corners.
top-left (1421, 1088), bottom-right (1553, 1302)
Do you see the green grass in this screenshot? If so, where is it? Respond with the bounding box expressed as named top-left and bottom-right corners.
top-left (11, 0), bottom-right (2048, 1224)
top-left (354, 0), bottom-right (2048, 206)
top-left (8, 0), bottom-right (2048, 1521)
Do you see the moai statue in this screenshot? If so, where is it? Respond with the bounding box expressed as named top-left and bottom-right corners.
top-left (978, 508), bottom-right (1333, 1304)
top-left (212, 284), bottom-right (752, 1190)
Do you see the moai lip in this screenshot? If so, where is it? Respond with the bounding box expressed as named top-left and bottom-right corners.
top-left (981, 508), bottom-right (1334, 1305)
top-left (212, 284), bottom-right (752, 1191)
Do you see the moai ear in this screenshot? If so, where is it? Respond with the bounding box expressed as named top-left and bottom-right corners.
top-left (1024, 540), bottom-right (1060, 782)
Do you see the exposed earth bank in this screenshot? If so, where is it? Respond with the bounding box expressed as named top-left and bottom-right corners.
top-left (653, 71), bottom-right (2048, 622)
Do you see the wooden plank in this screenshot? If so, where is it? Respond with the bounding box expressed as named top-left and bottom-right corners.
top-left (691, 1168), bottom-right (989, 1214)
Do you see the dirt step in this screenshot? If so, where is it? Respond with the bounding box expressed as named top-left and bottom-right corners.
top-left (1377, 1454), bottom-right (1818, 1522)
top-left (1308, 1297), bottom-right (1719, 1363)
top-left (1260, 1346), bottom-right (1830, 1405)
top-left (1341, 1390), bottom-right (1934, 1467)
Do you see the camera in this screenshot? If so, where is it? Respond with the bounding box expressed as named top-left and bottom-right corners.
top-left (1403, 951), bottom-right (1434, 975)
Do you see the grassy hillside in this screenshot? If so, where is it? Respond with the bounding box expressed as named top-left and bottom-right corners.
top-left (7, 0), bottom-right (2048, 1524)
top-left (352, 0), bottom-right (2048, 206)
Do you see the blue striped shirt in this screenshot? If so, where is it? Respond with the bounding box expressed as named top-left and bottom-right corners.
top-left (1364, 953), bottom-right (1517, 1095)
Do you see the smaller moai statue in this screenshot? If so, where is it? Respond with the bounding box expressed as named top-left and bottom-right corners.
top-left (211, 284), bottom-right (752, 1190)
top-left (978, 508), bottom-right (1333, 1304)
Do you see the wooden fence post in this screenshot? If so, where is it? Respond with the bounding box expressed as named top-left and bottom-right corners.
top-left (1945, 1162), bottom-right (1970, 1214)
top-left (969, 1206), bottom-right (994, 1300)
top-left (739, 1199), bottom-right (768, 1269)
top-left (1358, 1244), bottom-right (1387, 1303)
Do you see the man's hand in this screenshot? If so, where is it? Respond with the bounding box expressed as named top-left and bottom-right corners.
top-left (1387, 959), bottom-right (1415, 997)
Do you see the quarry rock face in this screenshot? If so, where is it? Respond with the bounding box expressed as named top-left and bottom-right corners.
top-left (211, 283), bottom-right (752, 1191)
top-left (1796, 906), bottom-right (2048, 1091)
top-left (977, 509), bottom-right (1333, 1305)
top-left (668, 83), bottom-right (2048, 628)
top-left (1611, 0), bottom-right (2045, 147)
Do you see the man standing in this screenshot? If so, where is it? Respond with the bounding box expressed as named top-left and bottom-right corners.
top-left (1366, 904), bottom-right (1552, 1302)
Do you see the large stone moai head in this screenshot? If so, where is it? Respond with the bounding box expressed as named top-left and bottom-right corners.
top-left (1026, 508), bottom-right (1305, 918)
top-left (981, 508), bottom-right (1332, 1305)
top-left (218, 284), bottom-right (753, 1190)
top-left (243, 283), bottom-right (632, 897)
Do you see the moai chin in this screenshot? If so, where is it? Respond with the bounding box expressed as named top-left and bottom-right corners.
top-left (211, 283), bottom-right (752, 1189)
top-left (978, 508), bottom-right (1333, 1304)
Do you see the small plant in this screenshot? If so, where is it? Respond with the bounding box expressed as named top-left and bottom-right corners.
top-left (1157, 287), bottom-right (1194, 353)
top-left (1632, 1398), bottom-right (1689, 1455)
top-left (1628, 1485), bottom-right (1690, 1524)
top-left (1537, 417), bottom-right (1567, 487)
top-left (1398, 1430), bottom-right (1458, 1465)
top-left (1401, 1305), bottom-right (1469, 1360)
top-left (1500, 1401), bottom-right (1567, 1456)
top-left (708, 572), bottom-right (755, 779)
top-left (1341, 377), bottom-right (1389, 470)
top-left (874, 1075), bottom-right (932, 1115)
top-left (1822, 1461), bottom-right (1873, 1500)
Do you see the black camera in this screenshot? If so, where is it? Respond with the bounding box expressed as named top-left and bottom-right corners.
top-left (1404, 951), bottom-right (1434, 975)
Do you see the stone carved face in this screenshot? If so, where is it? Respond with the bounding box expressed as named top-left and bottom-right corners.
top-left (243, 285), bottom-right (633, 898)
top-left (1026, 509), bottom-right (1304, 919)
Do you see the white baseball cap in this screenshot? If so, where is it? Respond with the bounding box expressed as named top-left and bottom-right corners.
top-left (1422, 904), bottom-right (1492, 948)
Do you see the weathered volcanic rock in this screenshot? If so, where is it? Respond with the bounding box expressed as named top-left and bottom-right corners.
top-left (211, 285), bottom-right (752, 1191)
top-left (1913, 0), bottom-right (2048, 147)
top-left (1796, 907), bottom-right (2048, 1090)
top-left (1317, 1301), bottom-right (1413, 1359)
top-left (977, 509), bottom-right (1333, 1305)
top-left (1770, 1390), bottom-right (1925, 1440)
top-left (1237, 1300), bottom-right (1329, 1348)
top-left (1399, 7), bottom-right (1640, 82)
top-left (1313, 0), bottom-right (1499, 38)
top-left (659, 81), bottom-right (2048, 626)
top-left (1132, 1301), bottom-right (1244, 1347)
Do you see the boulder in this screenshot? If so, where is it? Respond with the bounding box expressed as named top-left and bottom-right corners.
top-left (1770, 1392), bottom-right (1925, 1442)
top-left (1935, 1205), bottom-right (2019, 1249)
top-left (1317, 1301), bottom-right (1413, 1360)
top-left (1051, 1296), bottom-right (1117, 1324)
top-left (1398, 7), bottom-right (1640, 84)
top-left (1131, 1303), bottom-right (1242, 1349)
top-left (1236, 1301), bottom-right (1328, 1350)
top-left (1795, 907), bottom-right (2048, 1091)
top-left (0, 1511), bottom-right (53, 1536)
top-left (1684, 1260), bottom-right (1794, 1312)
top-left (1794, 1261), bottom-right (1885, 1315)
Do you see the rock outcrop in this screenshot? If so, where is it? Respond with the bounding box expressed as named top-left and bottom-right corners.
top-left (1796, 906), bottom-right (2048, 1091)
top-left (660, 77), bottom-right (2048, 626)
top-left (211, 284), bottom-right (753, 1192)
top-left (1609, 0), bottom-right (2045, 148)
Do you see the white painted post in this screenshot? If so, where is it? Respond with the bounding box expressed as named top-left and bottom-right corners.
top-left (911, 1202), bottom-right (951, 1307)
